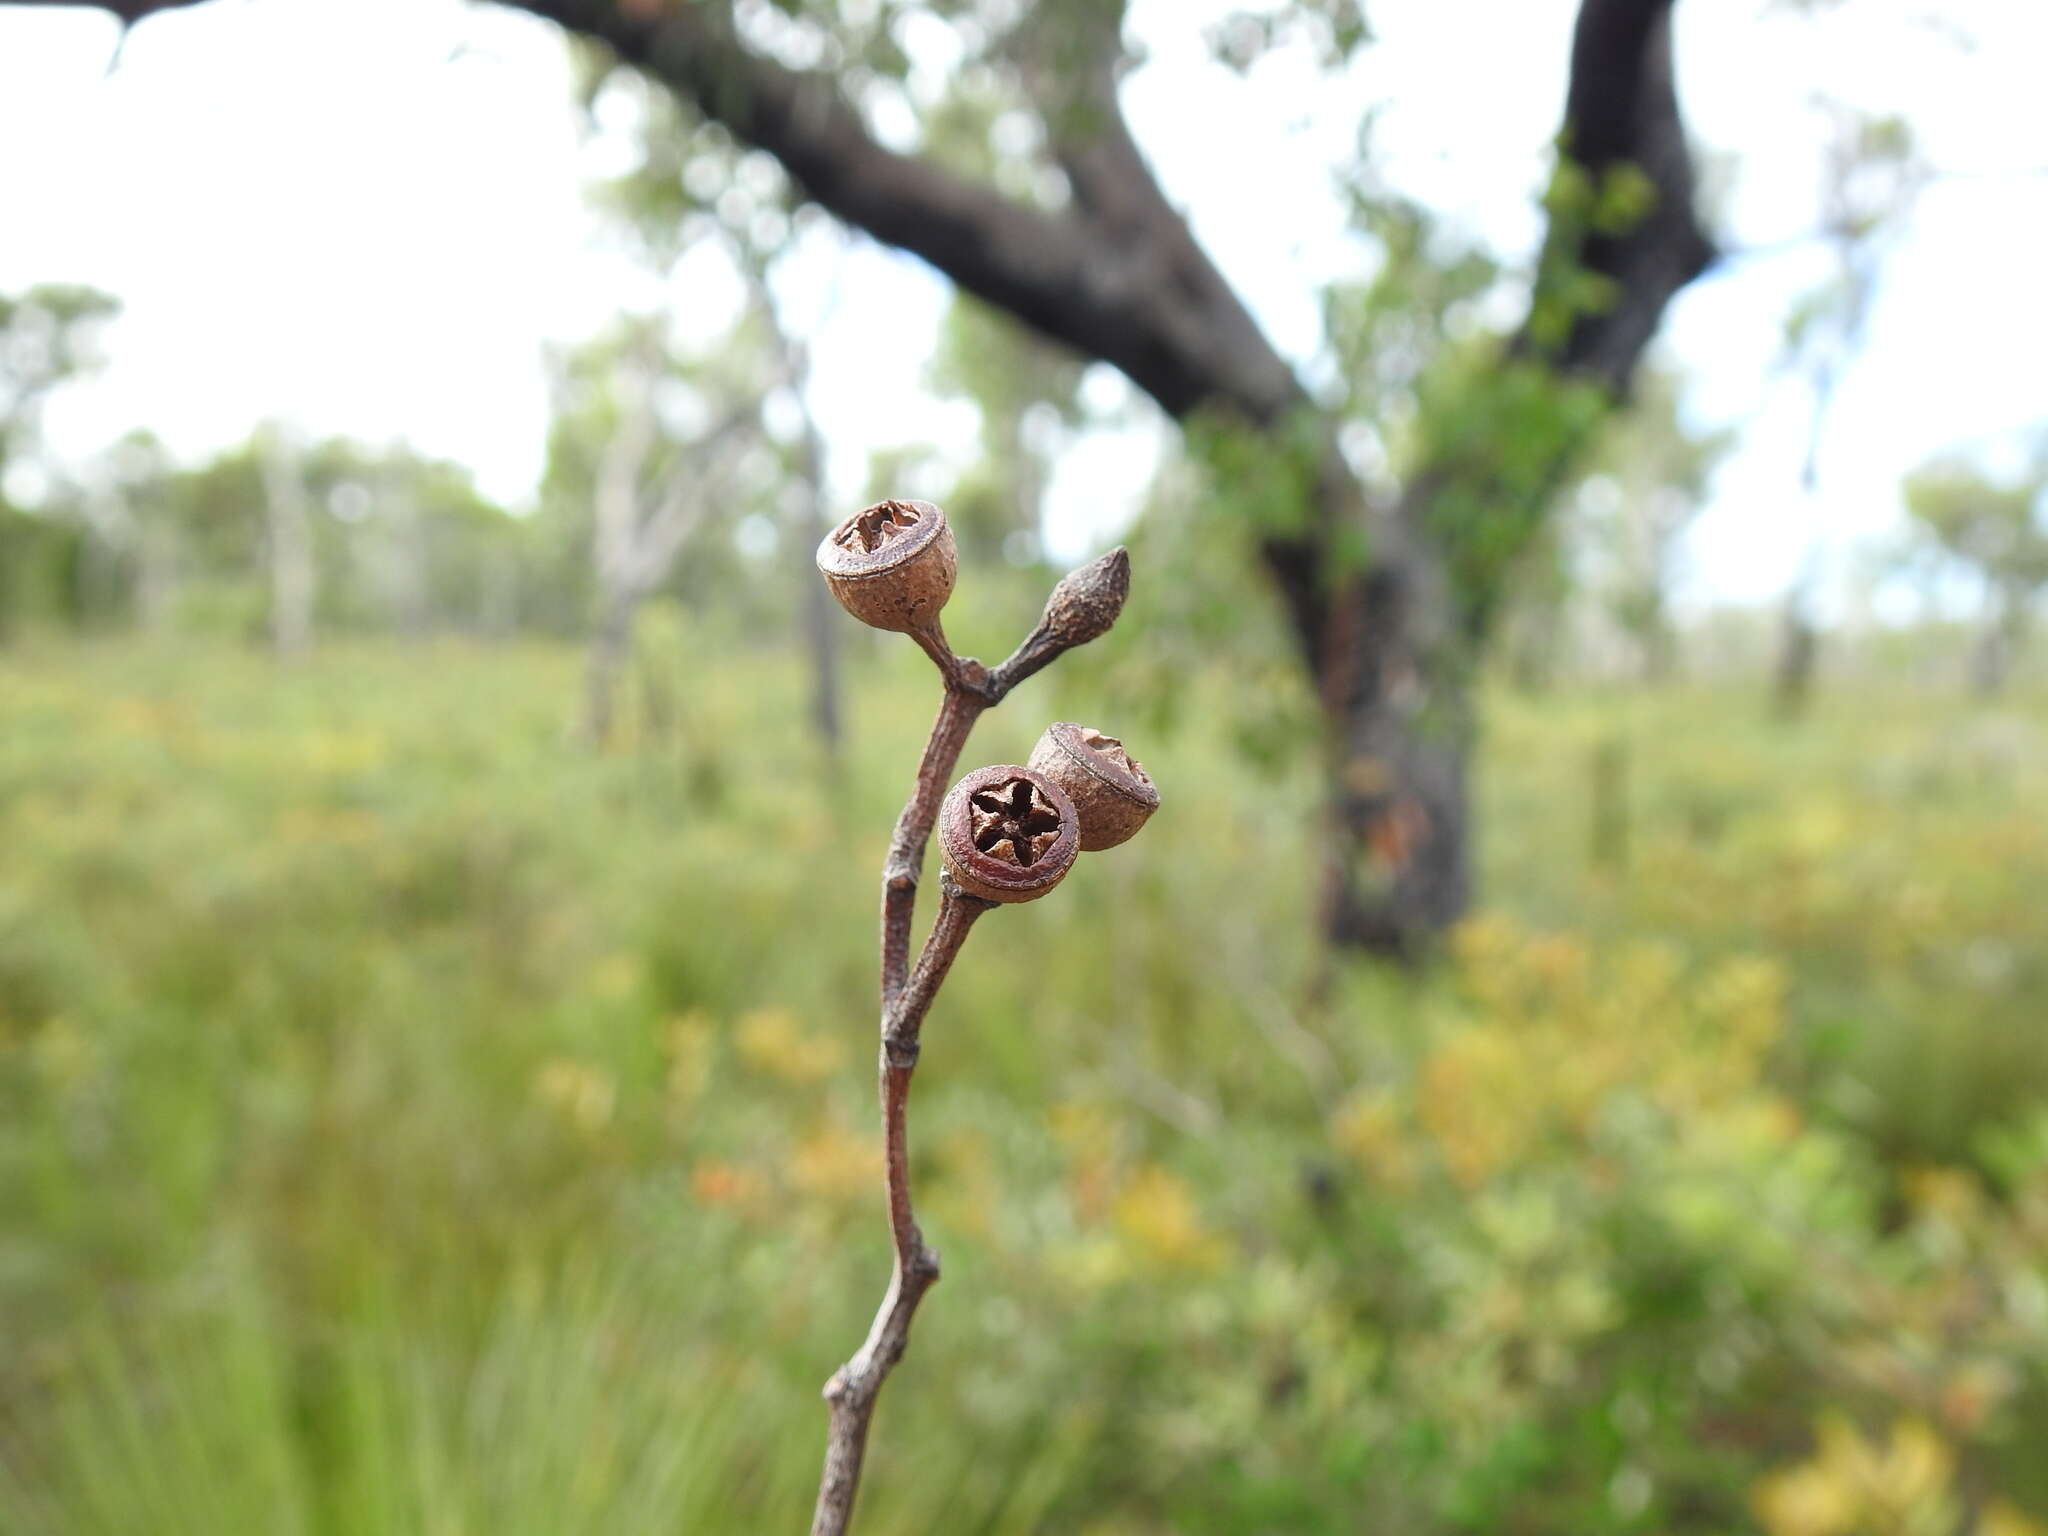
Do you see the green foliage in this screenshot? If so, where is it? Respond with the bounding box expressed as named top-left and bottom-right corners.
top-left (1904, 455), bottom-right (2048, 592)
top-left (0, 283), bottom-right (119, 457)
top-left (1, 410), bottom-right (530, 647)
top-left (1310, 169), bottom-right (1636, 643)
top-left (1515, 367), bottom-right (1735, 681)
top-left (1320, 189), bottom-right (1501, 465)
top-left (1095, 449), bottom-right (1321, 771)
top-left (1418, 356), bottom-right (1610, 634)
top-left (1901, 450), bottom-right (2048, 691)
top-left (0, 507), bottom-right (91, 638)
top-left (0, 284), bottom-right (123, 634)
top-left (1183, 404), bottom-right (1329, 551)
top-left (579, 61), bottom-right (797, 274)
top-left (170, 433), bottom-right (523, 635)
top-left (3, 636), bottom-right (2046, 1531)
top-left (1523, 157), bottom-right (1655, 353)
top-left (1776, 105), bottom-right (1925, 439)
top-left (1207, 0), bottom-right (1372, 74)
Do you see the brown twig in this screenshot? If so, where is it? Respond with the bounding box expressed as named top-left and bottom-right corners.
top-left (879, 682), bottom-right (984, 1008)
top-left (809, 543), bottom-right (1133, 1536)
top-left (811, 875), bottom-right (990, 1536)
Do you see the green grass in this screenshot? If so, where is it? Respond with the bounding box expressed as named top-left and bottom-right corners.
top-left (2, 630), bottom-right (2046, 1533)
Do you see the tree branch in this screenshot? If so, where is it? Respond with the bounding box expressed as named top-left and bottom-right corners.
top-left (1019, 1), bottom-right (1300, 426)
top-left (626, 396), bottom-right (756, 591)
top-left (594, 354), bottom-right (658, 592)
top-left (1, 0), bottom-right (192, 18)
top-left (532, 0), bottom-right (1303, 424)
top-left (1522, 0), bottom-right (1716, 390)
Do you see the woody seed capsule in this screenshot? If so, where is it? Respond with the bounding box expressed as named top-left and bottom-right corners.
top-left (816, 498), bottom-right (958, 634)
top-left (1027, 722), bottom-right (1159, 851)
top-left (1038, 547), bottom-right (1129, 649)
top-left (938, 765), bottom-right (1080, 904)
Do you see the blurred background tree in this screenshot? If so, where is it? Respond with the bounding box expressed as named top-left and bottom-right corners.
top-left (542, 311), bottom-right (768, 745)
top-left (0, 283), bottom-right (118, 636)
top-left (529, 0), bottom-right (1710, 954)
top-left (4, 0), bottom-right (1713, 953)
top-left (1903, 450), bottom-right (2048, 697)
top-left (572, 54), bottom-right (847, 755)
top-left (0, 3), bottom-right (2045, 1534)
top-left (1558, 367), bottom-right (1734, 684)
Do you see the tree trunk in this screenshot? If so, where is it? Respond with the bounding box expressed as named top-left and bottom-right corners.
top-left (1970, 622), bottom-right (2008, 697)
top-left (1639, 589), bottom-right (1677, 685)
top-left (794, 463), bottom-right (843, 759)
top-left (135, 512), bottom-right (177, 632)
top-left (1970, 585), bottom-right (2026, 698)
top-left (1772, 588), bottom-right (1819, 722)
top-left (481, 546), bottom-right (517, 636)
top-left (584, 348), bottom-right (655, 749)
top-left (582, 583), bottom-right (635, 746)
top-left (258, 428), bottom-right (314, 658)
top-left (769, 307), bottom-right (842, 762)
top-left (1323, 681), bottom-right (1475, 955)
top-left (384, 485), bottom-right (429, 637)
top-left (1285, 470), bottom-right (1478, 955)
top-left (1257, 0), bottom-right (1707, 950)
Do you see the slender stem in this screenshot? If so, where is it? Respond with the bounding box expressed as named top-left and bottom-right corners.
top-left (984, 621), bottom-right (1061, 700)
top-left (906, 617), bottom-right (962, 687)
top-left (811, 879), bottom-right (992, 1536)
top-left (813, 545), bottom-right (1131, 1533)
top-left (879, 688), bottom-right (985, 1006)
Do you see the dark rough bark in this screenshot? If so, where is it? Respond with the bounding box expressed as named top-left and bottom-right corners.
top-left (1311, 0), bottom-right (1711, 950)
top-left (8, 0), bottom-right (1713, 951)
top-left (1534, 0), bottom-right (1717, 387)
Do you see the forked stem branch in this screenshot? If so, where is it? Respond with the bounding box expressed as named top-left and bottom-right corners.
top-left (810, 544), bottom-right (1131, 1536)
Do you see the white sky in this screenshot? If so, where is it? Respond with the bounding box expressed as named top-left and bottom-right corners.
top-left (1, 0), bottom-right (2044, 608)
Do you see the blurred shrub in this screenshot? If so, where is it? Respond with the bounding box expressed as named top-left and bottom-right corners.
top-left (2, 639), bottom-right (2046, 1531)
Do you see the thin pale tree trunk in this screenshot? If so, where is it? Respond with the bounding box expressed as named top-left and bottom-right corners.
top-left (750, 265), bottom-right (843, 761)
top-left (582, 585), bottom-right (636, 747)
top-left (258, 428), bottom-right (315, 658)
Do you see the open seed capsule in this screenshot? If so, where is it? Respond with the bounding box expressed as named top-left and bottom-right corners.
top-left (938, 765), bottom-right (1081, 904)
top-left (816, 498), bottom-right (957, 634)
top-left (1026, 722), bottom-right (1158, 851)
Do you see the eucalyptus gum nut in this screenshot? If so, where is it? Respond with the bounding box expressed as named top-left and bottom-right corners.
top-left (816, 499), bottom-right (957, 634)
top-left (1027, 722), bottom-right (1159, 851)
top-left (1039, 547), bottom-right (1129, 649)
top-left (938, 765), bottom-right (1080, 905)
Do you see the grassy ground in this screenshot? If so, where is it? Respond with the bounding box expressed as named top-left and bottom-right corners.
top-left (2, 631), bottom-right (2045, 1533)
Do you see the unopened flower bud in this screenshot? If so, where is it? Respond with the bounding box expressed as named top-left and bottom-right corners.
top-left (1039, 546), bottom-right (1129, 649)
top-left (817, 498), bottom-right (957, 634)
top-left (939, 765), bottom-right (1080, 904)
top-left (1027, 722), bottom-right (1158, 851)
